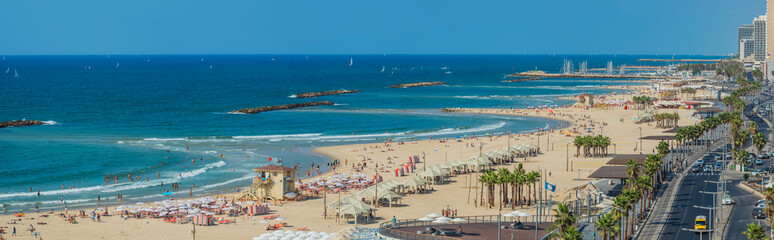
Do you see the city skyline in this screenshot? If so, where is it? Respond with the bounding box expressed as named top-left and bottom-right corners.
top-left (0, 0), bottom-right (766, 55)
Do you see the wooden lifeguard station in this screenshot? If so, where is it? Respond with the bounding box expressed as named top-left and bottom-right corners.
top-left (238, 165), bottom-right (297, 201)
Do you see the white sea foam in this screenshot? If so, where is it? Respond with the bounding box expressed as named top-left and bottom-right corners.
top-left (200, 174), bottom-right (256, 190)
top-left (288, 94), bottom-right (297, 98)
top-left (225, 112), bottom-right (246, 115)
top-left (234, 133), bottom-right (323, 139)
top-left (117, 141), bottom-right (124, 144)
top-left (414, 121), bottom-right (506, 137)
top-left (144, 138), bottom-right (185, 141)
top-left (42, 120), bottom-right (57, 125)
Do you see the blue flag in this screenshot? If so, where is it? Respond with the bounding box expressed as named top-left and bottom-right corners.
top-left (545, 182), bottom-right (556, 192)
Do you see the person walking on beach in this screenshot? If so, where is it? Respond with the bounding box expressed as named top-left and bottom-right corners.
top-left (12, 227), bottom-right (16, 236)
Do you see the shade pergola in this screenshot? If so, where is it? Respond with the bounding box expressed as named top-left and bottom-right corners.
top-left (606, 154), bottom-right (648, 165)
top-left (695, 107), bottom-right (723, 113)
top-left (638, 135), bottom-right (676, 141)
top-left (588, 166), bottom-right (637, 179)
top-left (662, 127), bottom-right (684, 133)
top-left (402, 176), bottom-right (427, 189)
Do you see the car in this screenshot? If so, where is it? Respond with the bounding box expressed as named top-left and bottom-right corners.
top-left (722, 195), bottom-right (734, 205)
top-left (760, 154), bottom-right (771, 159)
top-left (716, 161), bottom-right (723, 167)
top-left (715, 165), bottom-right (723, 171)
top-left (703, 165), bottom-right (713, 172)
top-left (755, 208), bottom-right (768, 219)
top-left (756, 159), bottom-right (764, 165)
top-left (691, 166), bottom-right (701, 173)
top-left (697, 159), bottom-right (704, 166)
top-left (757, 199), bottom-right (766, 208)
top-left (753, 169), bottom-right (767, 177)
top-left (726, 153), bottom-right (734, 159)
top-left (714, 155), bottom-right (722, 161)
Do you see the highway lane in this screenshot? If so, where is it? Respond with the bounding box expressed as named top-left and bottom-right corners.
top-left (660, 171), bottom-right (719, 240)
top-left (724, 179), bottom-right (769, 238)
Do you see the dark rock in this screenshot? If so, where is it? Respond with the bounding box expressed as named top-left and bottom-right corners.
top-left (294, 90), bottom-right (361, 98)
top-left (231, 101), bottom-right (334, 114)
top-left (388, 81), bottom-right (446, 88)
top-left (0, 120), bottom-right (46, 128)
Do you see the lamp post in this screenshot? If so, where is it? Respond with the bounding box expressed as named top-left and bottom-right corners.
top-left (566, 143), bottom-right (570, 171)
top-left (639, 127), bottom-right (643, 154)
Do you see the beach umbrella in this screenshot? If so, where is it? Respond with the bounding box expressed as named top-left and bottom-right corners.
top-left (418, 217), bottom-right (435, 221)
top-left (502, 212), bottom-right (518, 217)
top-left (513, 210), bottom-right (532, 217)
top-left (427, 213), bottom-right (442, 218)
top-left (432, 219), bottom-right (449, 224)
top-left (450, 218), bottom-right (468, 222)
top-left (436, 216), bottom-right (452, 221)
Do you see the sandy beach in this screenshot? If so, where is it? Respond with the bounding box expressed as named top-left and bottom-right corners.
top-left (0, 83), bottom-right (711, 240)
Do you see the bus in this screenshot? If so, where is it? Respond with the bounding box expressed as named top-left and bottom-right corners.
top-left (694, 215), bottom-right (707, 230)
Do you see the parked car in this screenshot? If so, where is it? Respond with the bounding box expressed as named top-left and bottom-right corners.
top-left (753, 169), bottom-right (767, 177)
top-left (754, 207), bottom-right (767, 219)
top-left (760, 154), bottom-right (771, 159)
top-left (722, 195), bottom-right (734, 205)
top-left (756, 159), bottom-right (764, 165)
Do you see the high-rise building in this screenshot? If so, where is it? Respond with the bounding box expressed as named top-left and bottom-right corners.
top-left (754, 15), bottom-right (768, 61)
top-left (739, 24), bottom-right (754, 52)
top-left (741, 39), bottom-right (755, 59)
top-left (767, 0), bottom-right (773, 59)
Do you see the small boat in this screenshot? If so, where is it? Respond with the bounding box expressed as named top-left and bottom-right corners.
top-left (349, 58), bottom-right (353, 67)
top-left (441, 66), bottom-right (448, 70)
top-left (445, 71), bottom-right (452, 75)
top-left (116, 62), bottom-right (120, 68)
top-left (381, 66), bottom-right (385, 72)
top-left (14, 69), bottom-right (19, 78)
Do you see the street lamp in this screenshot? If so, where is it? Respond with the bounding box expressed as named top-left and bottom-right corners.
top-left (566, 143), bottom-right (571, 171)
top-left (639, 127), bottom-right (643, 154)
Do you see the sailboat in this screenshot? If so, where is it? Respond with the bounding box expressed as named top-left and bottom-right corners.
top-left (349, 58), bottom-right (353, 67)
top-left (13, 69), bottom-right (19, 78)
top-left (381, 66), bottom-right (385, 72)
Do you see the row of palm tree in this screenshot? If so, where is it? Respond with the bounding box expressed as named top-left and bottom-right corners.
top-left (477, 164), bottom-right (541, 210)
top-left (631, 95), bottom-right (652, 110)
top-left (573, 135), bottom-right (612, 158)
top-left (549, 203), bottom-right (582, 240)
top-left (654, 113), bottom-right (680, 128)
top-left (680, 87), bottom-right (697, 99)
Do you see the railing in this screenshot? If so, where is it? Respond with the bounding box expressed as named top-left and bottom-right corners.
top-left (378, 215), bottom-right (555, 240)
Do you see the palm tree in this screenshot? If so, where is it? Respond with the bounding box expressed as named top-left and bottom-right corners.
top-left (497, 168), bottom-right (513, 210)
top-left (743, 222), bottom-right (766, 240)
top-left (562, 227), bottom-right (583, 240)
top-left (595, 212), bottom-right (619, 240)
top-left (623, 188), bottom-right (641, 236)
top-left (573, 136), bottom-right (583, 157)
top-left (737, 149), bottom-right (750, 171)
top-left (764, 186), bottom-right (774, 237)
top-left (754, 133), bottom-right (767, 155)
top-left (636, 175), bottom-right (653, 216)
top-left (612, 195), bottom-right (631, 239)
top-left (549, 203), bottom-right (576, 239)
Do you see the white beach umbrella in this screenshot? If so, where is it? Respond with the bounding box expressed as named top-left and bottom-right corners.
top-left (436, 216), bottom-right (452, 221)
top-left (418, 217), bottom-right (435, 221)
top-left (502, 212), bottom-right (518, 217)
top-left (426, 213), bottom-right (442, 218)
top-left (432, 219), bottom-right (450, 224)
top-left (513, 210), bottom-right (532, 217)
top-left (450, 218), bottom-right (468, 222)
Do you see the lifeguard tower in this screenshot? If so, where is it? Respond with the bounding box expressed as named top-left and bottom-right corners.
top-left (238, 165), bottom-right (297, 201)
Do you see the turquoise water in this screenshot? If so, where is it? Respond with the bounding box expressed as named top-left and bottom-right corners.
top-left (0, 54), bottom-right (713, 211)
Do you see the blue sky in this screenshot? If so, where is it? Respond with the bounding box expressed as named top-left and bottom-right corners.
top-left (0, 0), bottom-right (766, 55)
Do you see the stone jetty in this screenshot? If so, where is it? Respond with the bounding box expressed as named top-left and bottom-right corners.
top-left (231, 101), bottom-right (334, 114)
top-left (503, 77), bottom-right (542, 82)
top-left (0, 120), bottom-right (46, 128)
top-left (294, 90), bottom-right (360, 98)
top-left (388, 81), bottom-right (445, 88)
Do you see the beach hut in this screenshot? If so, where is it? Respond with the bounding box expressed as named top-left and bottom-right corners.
top-left (402, 176), bottom-right (427, 193)
top-left (247, 204), bottom-right (271, 215)
top-left (194, 214), bottom-right (213, 226)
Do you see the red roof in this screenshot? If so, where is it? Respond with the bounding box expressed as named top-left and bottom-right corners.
top-left (254, 165), bottom-right (295, 172)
